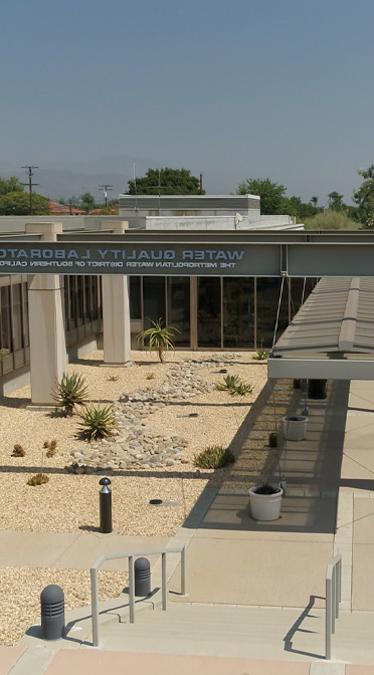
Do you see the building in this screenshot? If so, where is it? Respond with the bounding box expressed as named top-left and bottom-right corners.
top-left (0, 195), bottom-right (313, 399)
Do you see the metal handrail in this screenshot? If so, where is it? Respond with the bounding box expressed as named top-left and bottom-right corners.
top-left (90, 545), bottom-right (187, 647)
top-left (325, 554), bottom-right (342, 660)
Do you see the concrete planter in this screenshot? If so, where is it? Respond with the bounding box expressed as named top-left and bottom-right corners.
top-left (282, 415), bottom-right (307, 441)
top-left (248, 486), bottom-right (283, 521)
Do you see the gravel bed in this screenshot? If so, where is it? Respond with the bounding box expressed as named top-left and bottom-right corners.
top-left (0, 566), bottom-right (126, 646)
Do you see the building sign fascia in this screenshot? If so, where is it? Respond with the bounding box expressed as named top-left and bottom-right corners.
top-left (0, 241), bottom-right (280, 276)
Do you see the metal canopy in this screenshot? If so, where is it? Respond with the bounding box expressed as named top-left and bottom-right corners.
top-left (268, 276), bottom-right (374, 380)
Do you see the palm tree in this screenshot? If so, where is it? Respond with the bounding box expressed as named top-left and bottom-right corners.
top-left (137, 319), bottom-right (179, 363)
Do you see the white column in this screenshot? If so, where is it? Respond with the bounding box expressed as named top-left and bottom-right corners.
top-left (26, 222), bottom-right (67, 405)
top-left (101, 221), bottom-right (131, 364)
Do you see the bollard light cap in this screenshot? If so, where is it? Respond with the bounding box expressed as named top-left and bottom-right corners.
top-left (99, 477), bottom-right (111, 486)
top-left (40, 584), bottom-right (64, 603)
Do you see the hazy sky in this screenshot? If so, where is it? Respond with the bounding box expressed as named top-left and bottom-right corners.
top-left (1, 0), bottom-right (374, 202)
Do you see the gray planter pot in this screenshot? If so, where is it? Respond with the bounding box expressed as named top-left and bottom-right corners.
top-left (282, 415), bottom-right (307, 441)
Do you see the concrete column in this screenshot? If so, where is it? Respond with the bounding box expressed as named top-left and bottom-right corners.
top-left (100, 221), bottom-right (131, 364)
top-left (26, 222), bottom-right (67, 405)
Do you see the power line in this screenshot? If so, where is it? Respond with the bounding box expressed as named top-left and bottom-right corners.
top-left (98, 184), bottom-right (113, 208)
top-left (21, 165), bottom-right (39, 215)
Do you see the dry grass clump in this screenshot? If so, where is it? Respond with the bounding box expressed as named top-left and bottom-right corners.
top-left (27, 473), bottom-right (49, 487)
top-left (44, 439), bottom-right (58, 457)
top-left (12, 444), bottom-right (26, 457)
top-left (194, 445), bottom-right (235, 469)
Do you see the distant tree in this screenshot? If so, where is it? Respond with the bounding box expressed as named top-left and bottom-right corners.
top-left (282, 195), bottom-right (319, 220)
top-left (0, 191), bottom-right (49, 215)
top-left (79, 192), bottom-right (96, 213)
top-left (127, 168), bottom-right (204, 195)
top-left (304, 209), bottom-right (360, 231)
top-left (353, 165), bottom-right (374, 228)
top-left (328, 191), bottom-right (346, 211)
top-left (236, 178), bottom-right (286, 214)
top-left (0, 176), bottom-right (24, 196)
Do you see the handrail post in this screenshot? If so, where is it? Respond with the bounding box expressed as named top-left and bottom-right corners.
top-left (325, 574), bottom-right (332, 660)
top-left (90, 567), bottom-right (99, 648)
top-left (181, 546), bottom-right (186, 596)
top-left (162, 553), bottom-right (167, 610)
top-left (331, 566), bottom-right (336, 634)
top-left (128, 555), bottom-right (135, 624)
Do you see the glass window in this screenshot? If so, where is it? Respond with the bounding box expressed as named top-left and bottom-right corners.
top-left (11, 284), bottom-right (23, 351)
top-left (223, 278), bottom-right (254, 348)
top-left (129, 277), bottom-right (141, 319)
top-left (256, 278), bottom-right (289, 348)
top-left (0, 286), bottom-right (12, 351)
top-left (167, 277), bottom-right (190, 347)
top-left (197, 277), bottom-right (221, 348)
top-left (143, 276), bottom-right (166, 328)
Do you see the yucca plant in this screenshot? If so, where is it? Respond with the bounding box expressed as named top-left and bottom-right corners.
top-left (54, 372), bottom-right (88, 416)
top-left (137, 319), bottom-right (179, 363)
top-left (78, 404), bottom-right (117, 440)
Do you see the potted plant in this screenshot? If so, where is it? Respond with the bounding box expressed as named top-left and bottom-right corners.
top-left (282, 414), bottom-right (307, 441)
top-left (248, 483), bottom-right (283, 521)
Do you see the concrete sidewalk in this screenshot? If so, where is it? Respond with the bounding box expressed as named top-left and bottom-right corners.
top-left (0, 530), bottom-right (170, 571)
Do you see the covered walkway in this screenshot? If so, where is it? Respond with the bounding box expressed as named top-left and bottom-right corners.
top-left (269, 277), bottom-right (374, 380)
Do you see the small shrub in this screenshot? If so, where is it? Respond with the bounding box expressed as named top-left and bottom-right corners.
top-left (254, 349), bottom-right (268, 361)
top-left (27, 473), bottom-right (49, 486)
top-left (78, 404), bottom-right (117, 440)
top-left (216, 374), bottom-right (253, 396)
top-left (54, 372), bottom-right (88, 416)
top-left (194, 445), bottom-right (235, 469)
top-left (107, 375), bottom-right (119, 382)
top-left (146, 372), bottom-right (155, 380)
top-left (12, 444), bottom-right (26, 457)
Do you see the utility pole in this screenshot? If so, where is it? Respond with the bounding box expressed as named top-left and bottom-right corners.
top-left (98, 184), bottom-right (113, 208)
top-left (21, 165), bottom-right (39, 215)
top-left (199, 173), bottom-right (203, 194)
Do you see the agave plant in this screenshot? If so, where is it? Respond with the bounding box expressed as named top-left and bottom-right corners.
top-left (54, 372), bottom-right (88, 416)
top-left (137, 319), bottom-right (179, 363)
top-left (78, 404), bottom-right (117, 440)
top-left (216, 374), bottom-right (253, 396)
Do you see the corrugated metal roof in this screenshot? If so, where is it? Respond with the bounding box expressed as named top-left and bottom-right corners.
top-left (273, 276), bottom-right (374, 355)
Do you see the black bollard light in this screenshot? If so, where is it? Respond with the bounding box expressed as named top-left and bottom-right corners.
top-left (40, 585), bottom-right (65, 640)
top-left (135, 557), bottom-right (151, 597)
top-left (99, 477), bottom-right (112, 533)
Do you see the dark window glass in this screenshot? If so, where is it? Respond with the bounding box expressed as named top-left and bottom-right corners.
top-left (68, 276), bottom-right (77, 329)
top-left (143, 277), bottom-right (166, 328)
top-left (129, 277), bottom-right (141, 319)
top-left (12, 284), bottom-right (23, 351)
top-left (0, 286), bottom-right (12, 351)
top-left (197, 277), bottom-right (221, 348)
top-left (256, 278), bottom-right (289, 348)
top-left (76, 277), bottom-right (85, 325)
top-left (92, 276), bottom-right (100, 320)
top-left (223, 278), bottom-right (254, 348)
top-left (167, 277), bottom-right (190, 347)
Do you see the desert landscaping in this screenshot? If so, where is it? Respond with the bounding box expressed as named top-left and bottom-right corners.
top-left (0, 348), bottom-right (268, 644)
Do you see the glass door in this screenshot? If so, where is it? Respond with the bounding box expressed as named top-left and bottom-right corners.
top-left (197, 277), bottom-right (222, 348)
top-left (167, 277), bottom-right (191, 347)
